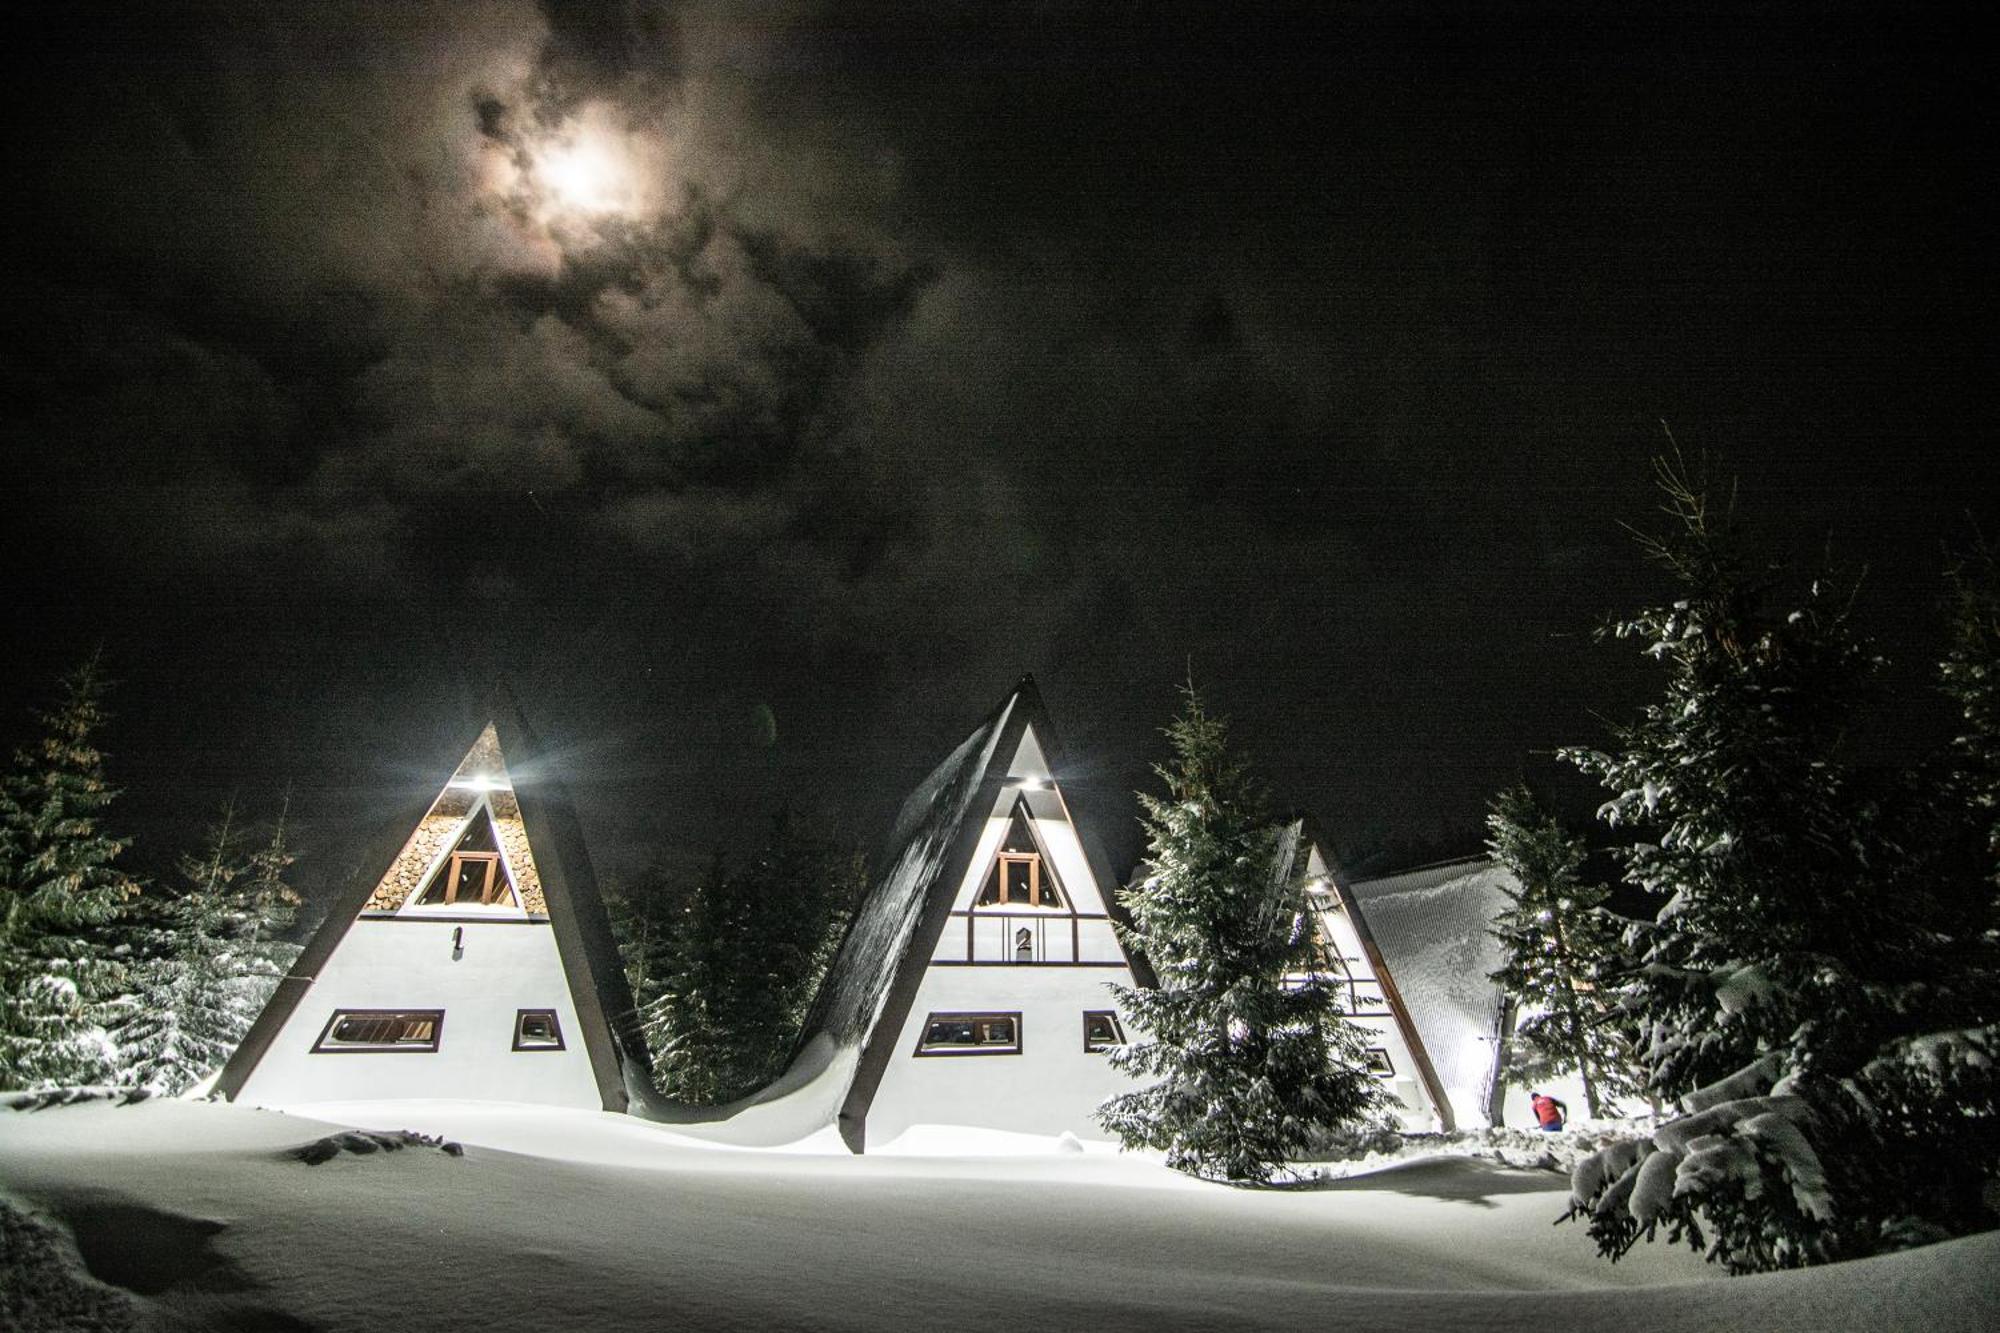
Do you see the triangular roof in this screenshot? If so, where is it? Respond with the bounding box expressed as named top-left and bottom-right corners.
top-left (797, 676), bottom-right (1149, 1151)
top-left (1282, 817), bottom-right (1458, 1132)
top-left (212, 686), bottom-right (648, 1111)
top-left (1347, 855), bottom-right (1515, 1129)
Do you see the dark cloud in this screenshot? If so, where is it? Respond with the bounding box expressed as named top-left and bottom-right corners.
top-left (1, 1), bottom-right (1990, 890)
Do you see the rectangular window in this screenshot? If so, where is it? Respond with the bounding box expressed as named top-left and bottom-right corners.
top-left (311, 1009), bottom-right (444, 1053)
top-left (513, 1009), bottom-right (565, 1051)
top-left (1364, 1047), bottom-right (1396, 1078)
top-left (1083, 1010), bottom-right (1125, 1052)
top-left (914, 1011), bottom-right (1022, 1056)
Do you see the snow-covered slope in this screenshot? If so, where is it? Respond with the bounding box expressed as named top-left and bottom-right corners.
top-left (4, 1099), bottom-right (1994, 1332)
top-left (1350, 858), bottom-right (1515, 1127)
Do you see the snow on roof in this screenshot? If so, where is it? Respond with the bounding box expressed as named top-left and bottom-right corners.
top-left (1348, 857), bottom-right (1515, 1127)
top-left (800, 693), bottom-right (1014, 1048)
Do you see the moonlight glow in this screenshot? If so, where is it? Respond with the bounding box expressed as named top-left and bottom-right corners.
top-left (532, 134), bottom-right (633, 217)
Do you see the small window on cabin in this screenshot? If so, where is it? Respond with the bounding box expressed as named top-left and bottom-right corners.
top-left (975, 803), bottom-right (1066, 908)
top-left (416, 809), bottom-right (518, 907)
top-left (915, 1012), bottom-right (1021, 1056)
top-left (1083, 1011), bottom-right (1125, 1052)
top-left (1363, 1047), bottom-right (1395, 1079)
top-left (312, 1010), bottom-right (443, 1053)
top-left (513, 1009), bottom-right (564, 1051)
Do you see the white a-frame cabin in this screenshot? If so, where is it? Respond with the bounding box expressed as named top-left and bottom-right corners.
top-left (797, 677), bottom-right (1152, 1152)
top-left (214, 696), bottom-right (647, 1111)
top-left (1275, 820), bottom-right (1456, 1132)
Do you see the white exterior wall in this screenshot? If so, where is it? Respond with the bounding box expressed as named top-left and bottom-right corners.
top-left (868, 964), bottom-right (1136, 1144)
top-left (233, 919), bottom-right (601, 1109)
top-left (870, 722), bottom-right (1143, 1143)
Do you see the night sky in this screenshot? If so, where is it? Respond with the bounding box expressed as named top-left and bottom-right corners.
top-left (1, 2), bottom-right (1990, 902)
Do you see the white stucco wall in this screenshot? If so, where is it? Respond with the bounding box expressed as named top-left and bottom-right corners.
top-left (233, 919), bottom-right (602, 1109)
top-left (867, 964), bottom-right (1139, 1144)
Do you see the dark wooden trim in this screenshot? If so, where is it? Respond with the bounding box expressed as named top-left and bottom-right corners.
top-left (912, 1011), bottom-right (1022, 1057)
top-left (1082, 1010), bottom-right (1124, 1052)
top-left (512, 1008), bottom-right (566, 1052)
top-left (309, 1009), bottom-right (445, 1054)
top-left (949, 910), bottom-right (1109, 921)
top-left (494, 692), bottom-right (643, 1113)
top-left (928, 960), bottom-right (1130, 968)
top-left (356, 912), bottom-right (552, 924)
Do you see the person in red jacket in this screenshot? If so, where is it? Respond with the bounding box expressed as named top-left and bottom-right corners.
top-left (1531, 1091), bottom-right (1567, 1132)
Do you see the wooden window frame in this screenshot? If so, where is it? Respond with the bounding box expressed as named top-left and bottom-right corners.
top-left (1082, 1010), bottom-right (1125, 1053)
top-left (512, 1008), bottom-right (566, 1052)
top-left (1364, 1046), bottom-right (1396, 1079)
top-left (913, 1011), bottom-right (1023, 1057)
top-left (310, 1009), bottom-right (444, 1054)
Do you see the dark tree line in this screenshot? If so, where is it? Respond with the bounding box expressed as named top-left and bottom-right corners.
top-left (610, 814), bottom-right (865, 1106)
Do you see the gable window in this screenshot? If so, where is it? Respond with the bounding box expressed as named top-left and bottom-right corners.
top-left (416, 808), bottom-right (518, 908)
top-left (1363, 1047), bottom-right (1396, 1078)
top-left (312, 1009), bottom-right (443, 1053)
top-left (915, 1012), bottom-right (1021, 1056)
top-left (976, 802), bottom-right (1067, 908)
top-left (513, 1009), bottom-right (565, 1051)
top-left (1083, 1011), bottom-right (1124, 1052)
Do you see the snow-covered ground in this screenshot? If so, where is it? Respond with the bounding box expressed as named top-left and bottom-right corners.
top-left (3, 1099), bottom-right (1995, 1331)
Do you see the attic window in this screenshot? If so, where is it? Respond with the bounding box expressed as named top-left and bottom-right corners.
top-left (976, 804), bottom-right (1066, 908)
top-left (1083, 1011), bottom-right (1124, 1052)
top-left (915, 1012), bottom-right (1021, 1056)
top-left (417, 808), bottom-right (518, 908)
top-left (312, 1010), bottom-right (443, 1053)
top-left (513, 1009), bottom-right (564, 1051)
top-left (1364, 1047), bottom-right (1395, 1078)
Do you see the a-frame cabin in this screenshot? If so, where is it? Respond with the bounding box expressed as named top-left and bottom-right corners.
top-left (213, 695), bottom-right (646, 1112)
top-left (797, 677), bottom-right (1152, 1152)
top-left (1276, 820), bottom-right (1456, 1132)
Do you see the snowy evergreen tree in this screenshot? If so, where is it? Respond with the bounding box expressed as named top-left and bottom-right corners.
top-left (230, 797), bottom-right (304, 988)
top-left (1560, 455), bottom-right (1888, 1103)
top-left (639, 817), bottom-right (861, 1105)
top-left (1485, 784), bottom-right (1638, 1117)
top-left (113, 803), bottom-right (253, 1093)
top-left (0, 659), bottom-right (141, 1090)
top-left (1942, 543), bottom-right (2000, 870)
top-left (112, 797), bottom-right (303, 1095)
top-left (1560, 453), bottom-right (2000, 1271)
top-left (1097, 685), bottom-right (1383, 1183)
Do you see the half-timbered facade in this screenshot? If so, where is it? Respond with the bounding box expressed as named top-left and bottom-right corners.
top-left (797, 677), bottom-right (1151, 1152)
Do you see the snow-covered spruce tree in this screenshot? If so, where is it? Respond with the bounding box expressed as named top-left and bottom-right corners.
top-left (1560, 455), bottom-right (1887, 1105)
top-left (231, 795), bottom-right (303, 960)
top-left (113, 803), bottom-right (254, 1093)
top-left (1942, 543), bottom-right (2000, 868)
top-left (1561, 455), bottom-right (2000, 1271)
top-left (1097, 686), bottom-right (1383, 1183)
top-left (0, 659), bottom-right (141, 1090)
top-left (1486, 784), bottom-right (1639, 1118)
top-left (113, 797), bottom-right (305, 1094)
